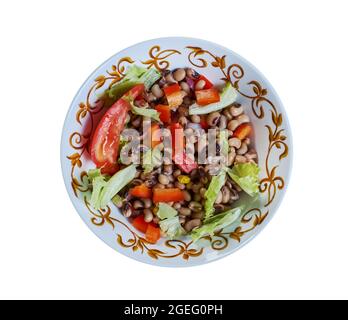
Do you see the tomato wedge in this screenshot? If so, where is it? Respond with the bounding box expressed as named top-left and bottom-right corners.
top-left (90, 84), bottom-right (144, 175)
top-left (145, 224), bottom-right (161, 244)
top-left (155, 104), bottom-right (171, 124)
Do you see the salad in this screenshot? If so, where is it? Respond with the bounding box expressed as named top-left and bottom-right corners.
top-left (86, 65), bottom-right (260, 244)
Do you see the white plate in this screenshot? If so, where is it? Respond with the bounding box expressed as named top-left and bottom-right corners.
top-left (61, 37), bottom-right (292, 267)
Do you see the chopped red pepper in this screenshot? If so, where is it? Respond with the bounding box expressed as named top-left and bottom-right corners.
top-left (145, 224), bottom-right (161, 244)
top-left (200, 115), bottom-right (209, 130)
top-left (195, 88), bottom-right (220, 106)
top-left (170, 123), bottom-right (184, 155)
top-left (233, 123), bottom-right (253, 140)
top-left (153, 188), bottom-right (185, 203)
top-left (132, 215), bottom-right (149, 233)
top-left (147, 123), bottom-right (162, 148)
top-left (130, 184), bottom-right (152, 199)
top-left (155, 104), bottom-right (171, 124)
top-left (163, 84), bottom-right (183, 108)
top-left (198, 75), bottom-right (214, 89)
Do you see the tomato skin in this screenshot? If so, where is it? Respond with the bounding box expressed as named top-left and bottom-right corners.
top-left (198, 75), bottom-right (214, 89)
top-left (130, 184), bottom-right (152, 199)
top-left (90, 84), bottom-right (144, 175)
top-left (233, 123), bottom-right (253, 140)
top-left (153, 188), bottom-right (185, 203)
top-left (132, 215), bottom-right (149, 233)
top-left (163, 84), bottom-right (183, 108)
top-left (145, 224), bottom-right (161, 244)
top-left (155, 104), bottom-right (171, 124)
top-left (195, 88), bottom-right (220, 106)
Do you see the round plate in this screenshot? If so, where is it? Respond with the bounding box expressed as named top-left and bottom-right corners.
top-left (61, 37), bottom-right (292, 267)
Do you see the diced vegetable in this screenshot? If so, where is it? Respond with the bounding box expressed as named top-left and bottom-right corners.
top-left (195, 88), bottom-right (220, 106)
top-left (225, 163), bottom-right (260, 197)
top-left (155, 104), bottom-right (171, 124)
top-left (98, 164), bottom-right (138, 209)
top-left (132, 215), bottom-right (149, 233)
top-left (204, 170), bottom-right (226, 220)
top-left (163, 84), bottom-right (183, 108)
top-left (173, 152), bottom-right (198, 174)
top-left (145, 224), bottom-right (161, 244)
top-left (177, 175), bottom-right (190, 184)
top-left (130, 184), bottom-right (152, 199)
top-left (153, 188), bottom-right (185, 203)
top-left (160, 216), bottom-right (186, 239)
top-left (198, 74), bottom-right (214, 89)
top-left (189, 82), bottom-right (237, 115)
top-left (200, 115), bottom-right (209, 130)
top-left (170, 123), bottom-right (184, 155)
top-left (156, 203), bottom-right (178, 220)
top-left (111, 194), bottom-right (123, 207)
top-left (148, 123), bottom-right (162, 148)
top-left (191, 207), bottom-right (243, 241)
top-left (131, 104), bottom-right (161, 122)
top-left (233, 123), bottom-right (253, 140)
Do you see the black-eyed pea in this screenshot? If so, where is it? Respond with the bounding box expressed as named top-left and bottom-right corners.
top-left (237, 142), bottom-right (248, 155)
top-left (227, 119), bottom-right (240, 131)
top-left (229, 104), bottom-right (244, 117)
top-left (144, 209), bottom-right (153, 223)
top-left (237, 114), bottom-right (250, 124)
top-left (195, 79), bottom-right (206, 90)
top-left (151, 84), bottom-right (164, 98)
top-left (184, 219), bottom-right (202, 232)
top-left (173, 68), bottom-right (186, 82)
top-left (228, 137), bottom-right (241, 149)
top-left (235, 155), bottom-right (247, 164)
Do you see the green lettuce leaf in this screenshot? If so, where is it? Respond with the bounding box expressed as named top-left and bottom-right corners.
top-left (159, 216), bottom-right (186, 239)
top-left (191, 207), bottom-right (243, 241)
top-left (225, 162), bottom-right (260, 197)
top-left (131, 105), bottom-right (161, 122)
top-left (106, 65), bottom-right (161, 100)
top-left (189, 82), bottom-right (238, 115)
top-left (111, 194), bottom-right (123, 207)
top-left (204, 170), bottom-right (226, 220)
top-left (157, 203), bottom-right (178, 220)
top-left (143, 146), bottom-right (162, 174)
top-left (219, 129), bottom-right (229, 157)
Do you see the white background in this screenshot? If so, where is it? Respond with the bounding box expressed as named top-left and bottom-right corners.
top-left (0, 0), bottom-right (347, 300)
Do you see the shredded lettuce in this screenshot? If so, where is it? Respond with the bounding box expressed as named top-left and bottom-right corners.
top-left (219, 129), bottom-right (229, 158)
top-left (225, 163), bottom-right (260, 197)
top-left (106, 65), bottom-right (161, 100)
top-left (131, 105), bottom-right (161, 123)
top-left (143, 146), bottom-right (162, 174)
top-left (112, 194), bottom-right (123, 207)
top-left (159, 216), bottom-right (186, 239)
top-left (88, 165), bottom-right (137, 209)
top-left (157, 203), bottom-right (178, 220)
top-left (191, 207), bottom-right (243, 242)
top-left (204, 170), bottom-right (226, 220)
top-left (189, 82), bottom-right (238, 115)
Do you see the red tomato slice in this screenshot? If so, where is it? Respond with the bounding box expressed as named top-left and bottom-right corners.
top-left (90, 84), bottom-right (144, 174)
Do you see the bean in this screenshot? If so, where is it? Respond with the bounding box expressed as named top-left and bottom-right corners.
top-left (182, 190), bottom-right (192, 202)
top-left (191, 212), bottom-right (204, 219)
top-left (235, 155), bottom-right (247, 163)
top-left (227, 149), bottom-right (236, 166)
top-left (178, 106), bottom-right (189, 116)
top-left (173, 169), bottom-right (182, 178)
top-left (186, 68), bottom-right (200, 79)
top-left (195, 79), bottom-right (206, 90)
top-left (167, 175), bottom-right (175, 182)
top-left (184, 219), bottom-right (202, 232)
top-left (183, 96), bottom-right (192, 105)
top-left (158, 174), bottom-right (170, 185)
top-left (223, 109), bottom-right (233, 120)
top-left (229, 137), bottom-right (241, 149)
top-left (244, 137), bottom-right (251, 145)
top-left (165, 72), bottom-right (176, 84)
top-left (218, 115), bottom-right (227, 129)
top-left (237, 114), bottom-right (250, 124)
top-left (188, 201), bottom-right (202, 212)
top-left (180, 81), bottom-right (191, 93)
top-left (215, 191), bottom-right (223, 204)
top-left (166, 183), bottom-right (174, 188)
top-left (163, 164), bottom-right (173, 175)
top-left (175, 181), bottom-right (186, 190)
top-left (167, 201), bottom-right (174, 206)
top-left (178, 116), bottom-right (188, 127)
top-left (133, 200), bottom-right (144, 210)
top-left (179, 207), bottom-right (192, 216)
top-left (179, 217), bottom-right (186, 224)
top-left (191, 115), bottom-right (201, 123)
top-left (144, 209), bottom-right (153, 223)
top-left (207, 112), bottom-right (221, 127)
top-left (173, 68), bottom-right (186, 82)
top-left (221, 186), bottom-right (231, 204)
top-left (227, 119), bottom-right (240, 131)
top-left (146, 93), bottom-right (157, 102)
top-left (132, 116), bottom-right (142, 128)
top-left (154, 183), bottom-right (165, 189)
top-left (173, 202), bottom-right (181, 210)
top-left (237, 142), bottom-right (248, 155)
top-left (151, 84), bottom-right (164, 98)
top-left (230, 104), bottom-right (244, 117)
top-left (199, 187), bottom-right (207, 198)
top-left (143, 198), bottom-right (152, 209)
top-left (192, 183), bottom-right (202, 194)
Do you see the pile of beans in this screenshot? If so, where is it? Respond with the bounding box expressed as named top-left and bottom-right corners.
top-left (119, 68), bottom-right (258, 232)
